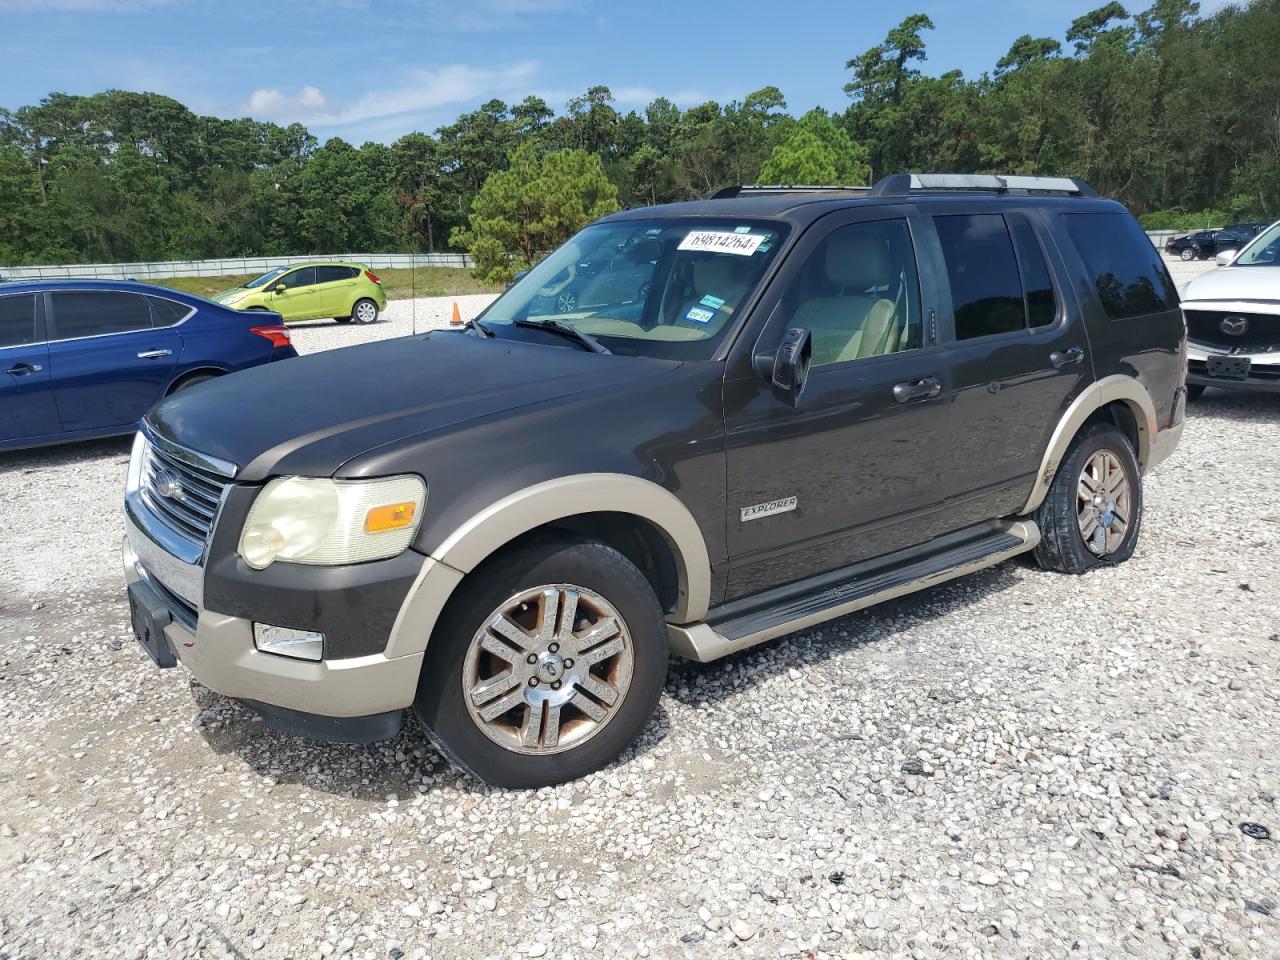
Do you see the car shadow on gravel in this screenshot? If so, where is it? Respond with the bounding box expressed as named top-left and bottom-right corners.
top-left (667, 561), bottom-right (1027, 706)
top-left (186, 681), bottom-right (672, 798)
top-left (0, 434), bottom-right (132, 473)
top-left (1186, 389), bottom-right (1280, 422)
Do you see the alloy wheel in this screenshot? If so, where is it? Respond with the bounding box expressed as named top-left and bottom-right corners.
top-left (356, 300), bottom-right (378, 323)
top-left (462, 584), bottom-right (634, 755)
top-left (1077, 449), bottom-right (1132, 556)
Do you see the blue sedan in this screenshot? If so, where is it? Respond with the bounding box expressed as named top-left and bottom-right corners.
top-left (0, 279), bottom-right (298, 451)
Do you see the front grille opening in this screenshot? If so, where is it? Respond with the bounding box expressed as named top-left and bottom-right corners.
top-left (141, 440), bottom-right (230, 544)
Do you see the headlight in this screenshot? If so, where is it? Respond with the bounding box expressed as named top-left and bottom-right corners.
top-left (238, 475), bottom-right (425, 570)
top-left (222, 294), bottom-right (246, 305)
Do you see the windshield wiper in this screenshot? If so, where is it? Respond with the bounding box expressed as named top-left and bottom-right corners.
top-left (514, 318), bottom-right (611, 354)
top-left (464, 317), bottom-right (495, 337)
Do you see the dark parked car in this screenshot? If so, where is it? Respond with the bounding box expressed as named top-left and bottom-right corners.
top-left (1, 279), bottom-right (296, 451)
top-left (1165, 230), bottom-right (1221, 260)
top-left (124, 174), bottom-right (1185, 788)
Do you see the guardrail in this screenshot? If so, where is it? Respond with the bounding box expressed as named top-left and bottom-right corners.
top-left (0, 252), bottom-right (474, 281)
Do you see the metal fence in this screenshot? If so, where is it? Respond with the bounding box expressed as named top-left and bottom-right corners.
top-left (0, 252), bottom-right (474, 281)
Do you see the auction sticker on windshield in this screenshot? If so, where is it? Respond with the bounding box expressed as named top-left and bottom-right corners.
top-left (678, 231), bottom-right (766, 256)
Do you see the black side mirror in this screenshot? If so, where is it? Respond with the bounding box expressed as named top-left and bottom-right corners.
top-left (506, 269), bottom-right (529, 292)
top-left (768, 328), bottom-right (812, 407)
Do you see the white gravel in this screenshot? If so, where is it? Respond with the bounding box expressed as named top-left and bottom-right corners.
top-left (3, 265), bottom-right (1279, 960)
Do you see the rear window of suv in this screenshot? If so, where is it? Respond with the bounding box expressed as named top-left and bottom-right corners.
top-left (1064, 213), bottom-right (1178, 320)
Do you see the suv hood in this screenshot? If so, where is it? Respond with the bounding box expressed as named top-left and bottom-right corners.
top-left (1180, 265), bottom-right (1280, 306)
top-left (147, 331), bottom-right (677, 481)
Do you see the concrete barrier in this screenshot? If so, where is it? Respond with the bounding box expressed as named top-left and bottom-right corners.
top-left (0, 252), bottom-right (474, 281)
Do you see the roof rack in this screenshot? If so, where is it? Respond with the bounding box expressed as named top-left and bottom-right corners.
top-left (707, 184), bottom-right (870, 200)
top-left (867, 173), bottom-right (1097, 198)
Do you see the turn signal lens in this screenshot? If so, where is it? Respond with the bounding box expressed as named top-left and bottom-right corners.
top-left (364, 501), bottom-right (416, 534)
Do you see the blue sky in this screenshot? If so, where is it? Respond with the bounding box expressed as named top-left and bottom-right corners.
top-left (0, 0), bottom-right (1231, 143)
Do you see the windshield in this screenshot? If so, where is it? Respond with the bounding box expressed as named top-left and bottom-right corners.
top-left (245, 267), bottom-right (290, 288)
top-left (1235, 221), bottom-right (1280, 267)
top-left (479, 218), bottom-right (788, 359)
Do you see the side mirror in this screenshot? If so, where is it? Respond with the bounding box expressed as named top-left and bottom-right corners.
top-left (506, 269), bottom-right (529, 292)
top-left (274, 283), bottom-right (287, 294)
top-left (767, 328), bottom-right (812, 407)
top-left (1216, 250), bottom-right (1235, 266)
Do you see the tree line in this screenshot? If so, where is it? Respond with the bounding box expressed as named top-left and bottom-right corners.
top-left (1, 0), bottom-right (1276, 275)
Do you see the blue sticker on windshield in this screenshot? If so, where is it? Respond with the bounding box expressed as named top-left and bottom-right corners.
top-left (685, 307), bottom-right (715, 324)
top-left (700, 294), bottom-right (726, 310)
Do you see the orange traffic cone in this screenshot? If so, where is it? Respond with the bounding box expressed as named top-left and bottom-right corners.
top-left (450, 301), bottom-right (462, 326)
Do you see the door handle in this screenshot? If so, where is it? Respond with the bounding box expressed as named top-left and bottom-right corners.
top-left (5, 361), bottom-right (42, 375)
top-left (1050, 346), bottom-right (1084, 369)
top-left (892, 376), bottom-right (942, 403)
top-left (137, 349), bottom-right (173, 359)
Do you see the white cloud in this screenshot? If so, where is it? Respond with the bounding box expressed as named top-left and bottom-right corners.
top-left (241, 62), bottom-right (540, 129)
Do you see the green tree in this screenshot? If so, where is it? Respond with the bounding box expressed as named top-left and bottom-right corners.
top-left (759, 109), bottom-right (870, 184)
top-left (452, 143), bottom-right (619, 284)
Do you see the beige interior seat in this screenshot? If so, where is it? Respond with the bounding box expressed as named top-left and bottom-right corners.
top-left (660, 255), bottom-right (750, 334)
top-left (793, 230), bottom-right (900, 366)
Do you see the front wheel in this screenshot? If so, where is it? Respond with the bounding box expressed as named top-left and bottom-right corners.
top-left (414, 536), bottom-right (668, 788)
top-left (1033, 423), bottom-right (1142, 574)
top-left (352, 298), bottom-right (379, 324)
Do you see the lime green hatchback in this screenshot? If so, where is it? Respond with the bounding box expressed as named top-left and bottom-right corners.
top-left (214, 262), bottom-right (387, 324)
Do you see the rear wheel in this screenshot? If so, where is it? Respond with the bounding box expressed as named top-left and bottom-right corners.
top-left (352, 298), bottom-right (379, 324)
top-left (167, 372), bottom-right (217, 395)
top-left (1180, 247), bottom-right (1196, 261)
top-left (1033, 423), bottom-right (1142, 574)
top-left (414, 535), bottom-right (667, 788)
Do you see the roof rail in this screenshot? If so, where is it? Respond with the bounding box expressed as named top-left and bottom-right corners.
top-left (867, 173), bottom-right (1097, 198)
top-left (707, 184), bottom-right (870, 200)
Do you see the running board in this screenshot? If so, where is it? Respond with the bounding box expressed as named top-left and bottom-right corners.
top-left (668, 520), bottom-right (1039, 662)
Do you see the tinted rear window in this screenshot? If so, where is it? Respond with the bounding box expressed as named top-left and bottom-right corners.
top-left (934, 214), bottom-right (1026, 340)
top-left (147, 296), bottom-right (190, 327)
top-left (51, 291), bottom-right (153, 339)
top-left (1065, 213), bottom-right (1178, 320)
top-left (317, 265), bottom-right (359, 283)
top-left (0, 294), bottom-right (38, 348)
top-left (1008, 215), bottom-right (1057, 328)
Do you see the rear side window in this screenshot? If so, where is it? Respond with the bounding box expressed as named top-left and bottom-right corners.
top-left (934, 214), bottom-right (1026, 340)
top-left (1008, 215), bottom-right (1057, 328)
top-left (1065, 213), bottom-right (1178, 320)
top-left (51, 291), bottom-right (154, 339)
top-left (147, 296), bottom-right (191, 327)
top-left (317, 265), bottom-right (359, 283)
top-left (0, 294), bottom-right (38, 348)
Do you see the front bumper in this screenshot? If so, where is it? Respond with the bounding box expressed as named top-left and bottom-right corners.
top-left (1187, 342), bottom-right (1280, 393)
top-left (123, 512), bottom-right (423, 739)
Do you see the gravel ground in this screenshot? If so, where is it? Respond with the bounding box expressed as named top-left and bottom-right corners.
top-left (2, 260), bottom-right (1278, 960)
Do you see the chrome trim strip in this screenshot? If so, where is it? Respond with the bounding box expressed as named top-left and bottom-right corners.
top-left (39, 289), bottom-right (197, 345)
top-left (141, 422), bottom-right (238, 479)
top-left (125, 498), bottom-right (204, 608)
top-left (1187, 342), bottom-right (1280, 363)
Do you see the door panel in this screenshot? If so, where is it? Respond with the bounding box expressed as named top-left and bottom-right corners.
top-left (46, 291), bottom-right (180, 433)
top-left (317, 265), bottom-right (359, 315)
top-left (267, 267), bottom-right (324, 320)
top-left (724, 209), bottom-right (960, 600)
top-left (921, 207), bottom-right (1093, 518)
top-left (0, 293), bottom-right (58, 442)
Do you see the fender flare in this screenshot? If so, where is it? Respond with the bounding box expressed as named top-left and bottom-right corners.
top-left (384, 473), bottom-right (712, 660)
top-left (1019, 374), bottom-right (1158, 516)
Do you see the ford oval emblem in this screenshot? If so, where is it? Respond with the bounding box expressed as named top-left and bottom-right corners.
top-left (1219, 316), bottom-right (1249, 336)
top-left (153, 469), bottom-right (184, 500)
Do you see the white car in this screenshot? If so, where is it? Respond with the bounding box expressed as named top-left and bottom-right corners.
top-left (1180, 220), bottom-right (1280, 398)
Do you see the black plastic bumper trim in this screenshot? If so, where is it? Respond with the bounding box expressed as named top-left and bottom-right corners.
top-left (242, 700), bottom-right (403, 744)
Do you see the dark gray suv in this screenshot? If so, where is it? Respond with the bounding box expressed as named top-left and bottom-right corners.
top-left (123, 174), bottom-right (1186, 787)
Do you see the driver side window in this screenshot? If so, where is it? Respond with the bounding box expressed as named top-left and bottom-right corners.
top-left (777, 219), bottom-right (922, 368)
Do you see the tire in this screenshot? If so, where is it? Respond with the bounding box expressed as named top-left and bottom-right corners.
top-left (169, 373), bottom-right (216, 395)
top-left (1180, 247), bottom-right (1196, 261)
top-left (334, 316), bottom-right (353, 324)
top-left (1185, 384), bottom-right (1206, 402)
top-left (1033, 423), bottom-right (1142, 575)
top-left (414, 535), bottom-right (668, 788)
top-left (352, 298), bottom-right (379, 324)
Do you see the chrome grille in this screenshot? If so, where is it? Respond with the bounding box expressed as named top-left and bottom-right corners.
top-left (141, 438), bottom-right (231, 544)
